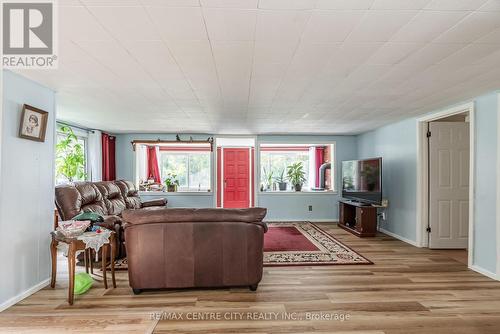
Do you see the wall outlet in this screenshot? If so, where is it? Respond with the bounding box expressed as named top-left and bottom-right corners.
top-left (308, 205), bottom-right (313, 212)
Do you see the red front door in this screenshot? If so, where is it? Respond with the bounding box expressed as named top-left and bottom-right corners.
top-left (223, 148), bottom-right (250, 208)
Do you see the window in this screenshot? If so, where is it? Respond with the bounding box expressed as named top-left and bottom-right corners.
top-left (158, 151), bottom-right (211, 191)
top-left (55, 125), bottom-right (88, 185)
top-left (260, 144), bottom-right (334, 192)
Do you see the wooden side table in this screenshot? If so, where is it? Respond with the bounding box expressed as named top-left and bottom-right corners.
top-left (50, 231), bottom-right (116, 305)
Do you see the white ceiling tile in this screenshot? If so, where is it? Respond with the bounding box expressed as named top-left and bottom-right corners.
top-left (259, 0), bottom-right (317, 10)
top-left (425, 0), bottom-right (489, 10)
top-left (315, 0), bottom-right (374, 9)
top-left (302, 11), bottom-right (366, 43)
top-left (439, 43), bottom-right (500, 65)
top-left (399, 43), bottom-right (467, 66)
top-left (479, 0), bottom-right (500, 10)
top-left (366, 43), bottom-right (424, 64)
top-left (346, 10), bottom-right (418, 42)
top-left (475, 27), bottom-right (500, 43)
top-left (390, 11), bottom-right (469, 43)
top-left (60, 6), bottom-right (113, 41)
top-left (200, 0), bottom-right (259, 8)
top-left (434, 11), bottom-right (500, 43)
top-left (203, 8), bottom-right (257, 41)
top-left (141, 0), bottom-right (200, 6)
top-left (371, 0), bottom-right (432, 9)
top-left (87, 6), bottom-right (159, 41)
top-left (253, 41), bottom-right (297, 64)
top-left (256, 10), bottom-right (311, 43)
top-left (147, 7), bottom-right (207, 41)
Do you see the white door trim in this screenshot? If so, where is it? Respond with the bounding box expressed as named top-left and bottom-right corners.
top-left (416, 102), bottom-right (475, 268)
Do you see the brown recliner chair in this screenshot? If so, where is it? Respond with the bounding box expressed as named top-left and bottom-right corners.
top-left (123, 207), bottom-right (267, 293)
top-left (55, 180), bottom-right (167, 258)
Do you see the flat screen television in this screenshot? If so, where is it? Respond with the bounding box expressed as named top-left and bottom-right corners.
top-left (342, 158), bottom-right (382, 205)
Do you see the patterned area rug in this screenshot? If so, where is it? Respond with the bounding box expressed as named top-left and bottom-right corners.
top-left (107, 222), bottom-right (372, 270)
top-left (263, 222), bottom-right (372, 266)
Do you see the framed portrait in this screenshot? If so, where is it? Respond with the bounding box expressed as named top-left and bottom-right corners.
top-left (19, 104), bottom-right (49, 142)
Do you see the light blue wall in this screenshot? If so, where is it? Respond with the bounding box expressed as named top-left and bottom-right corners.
top-left (115, 133), bottom-right (358, 218)
top-left (114, 133), bottom-right (216, 208)
top-left (0, 70), bottom-right (56, 309)
top-left (257, 135), bottom-right (358, 221)
top-left (357, 118), bottom-right (418, 242)
top-left (357, 92), bottom-right (499, 275)
top-left (473, 93), bottom-right (498, 273)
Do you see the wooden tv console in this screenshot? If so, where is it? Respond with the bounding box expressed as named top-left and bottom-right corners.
top-left (338, 199), bottom-right (377, 237)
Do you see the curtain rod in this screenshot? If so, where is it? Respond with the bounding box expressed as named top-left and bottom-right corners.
top-left (131, 137), bottom-right (214, 151)
top-left (56, 121), bottom-right (94, 133)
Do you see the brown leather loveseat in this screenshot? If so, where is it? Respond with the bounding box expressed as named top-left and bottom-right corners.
top-left (122, 207), bottom-right (267, 293)
top-left (55, 180), bottom-right (167, 258)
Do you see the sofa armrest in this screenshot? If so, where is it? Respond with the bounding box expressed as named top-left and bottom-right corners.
top-left (141, 198), bottom-right (167, 208)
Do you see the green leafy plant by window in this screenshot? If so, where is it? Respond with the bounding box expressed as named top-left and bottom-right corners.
top-left (56, 126), bottom-right (86, 183)
top-left (287, 162), bottom-right (306, 191)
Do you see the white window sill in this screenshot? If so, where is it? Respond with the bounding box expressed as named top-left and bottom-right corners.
top-left (259, 190), bottom-right (338, 195)
top-left (139, 191), bottom-right (212, 196)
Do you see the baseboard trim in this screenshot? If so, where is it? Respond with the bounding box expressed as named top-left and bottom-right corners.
top-left (378, 227), bottom-right (419, 247)
top-left (469, 265), bottom-right (499, 281)
top-left (264, 219), bottom-right (339, 223)
top-left (0, 278), bottom-right (50, 312)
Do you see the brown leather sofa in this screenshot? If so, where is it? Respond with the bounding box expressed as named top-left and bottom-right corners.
top-left (122, 207), bottom-right (267, 293)
top-left (55, 180), bottom-right (167, 258)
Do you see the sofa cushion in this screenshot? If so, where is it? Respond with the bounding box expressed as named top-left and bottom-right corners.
top-left (95, 182), bottom-right (127, 215)
top-left (122, 208), bottom-right (268, 231)
top-left (115, 180), bottom-right (142, 209)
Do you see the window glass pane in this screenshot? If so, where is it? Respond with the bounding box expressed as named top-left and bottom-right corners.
top-left (188, 153), bottom-right (211, 190)
top-left (261, 151), bottom-right (309, 188)
top-left (55, 133), bottom-right (87, 185)
top-left (160, 154), bottom-right (188, 187)
top-left (159, 151), bottom-right (211, 191)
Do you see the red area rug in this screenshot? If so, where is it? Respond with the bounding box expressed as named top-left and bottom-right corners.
top-left (263, 222), bottom-right (372, 266)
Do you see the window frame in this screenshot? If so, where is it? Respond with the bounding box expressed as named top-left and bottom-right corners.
top-left (55, 126), bottom-right (90, 185)
top-left (257, 142), bottom-right (337, 194)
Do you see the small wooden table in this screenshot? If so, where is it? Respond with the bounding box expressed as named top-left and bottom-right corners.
top-left (50, 231), bottom-right (116, 305)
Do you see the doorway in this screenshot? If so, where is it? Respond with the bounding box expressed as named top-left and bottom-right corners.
top-left (216, 137), bottom-right (255, 209)
top-left (416, 103), bottom-right (474, 265)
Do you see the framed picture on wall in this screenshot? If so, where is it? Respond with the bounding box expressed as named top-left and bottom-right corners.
top-left (19, 104), bottom-right (49, 142)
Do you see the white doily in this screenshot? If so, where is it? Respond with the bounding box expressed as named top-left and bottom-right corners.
top-left (57, 229), bottom-right (112, 261)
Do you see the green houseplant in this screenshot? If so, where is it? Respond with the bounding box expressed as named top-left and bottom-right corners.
top-left (262, 167), bottom-right (274, 190)
top-left (274, 169), bottom-right (287, 191)
top-left (165, 173), bottom-right (180, 192)
top-left (287, 162), bottom-right (306, 192)
top-left (55, 125), bottom-right (86, 183)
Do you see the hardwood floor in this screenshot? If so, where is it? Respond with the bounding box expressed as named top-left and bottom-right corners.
top-left (1, 223), bottom-right (500, 333)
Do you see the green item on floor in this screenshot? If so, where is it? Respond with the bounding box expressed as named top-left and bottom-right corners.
top-left (73, 211), bottom-right (104, 223)
top-left (74, 273), bottom-right (93, 295)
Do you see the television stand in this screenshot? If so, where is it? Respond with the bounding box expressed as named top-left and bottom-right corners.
top-left (338, 199), bottom-right (377, 237)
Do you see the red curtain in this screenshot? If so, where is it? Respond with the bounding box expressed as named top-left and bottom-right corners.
top-left (102, 133), bottom-right (116, 181)
top-left (315, 147), bottom-right (325, 188)
top-left (147, 146), bottom-right (161, 183)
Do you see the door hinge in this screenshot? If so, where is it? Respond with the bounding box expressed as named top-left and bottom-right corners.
top-left (426, 226), bottom-right (431, 233)
top-left (426, 131), bottom-right (431, 138)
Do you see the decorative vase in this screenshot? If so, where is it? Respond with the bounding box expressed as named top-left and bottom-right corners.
top-left (167, 184), bottom-right (177, 192)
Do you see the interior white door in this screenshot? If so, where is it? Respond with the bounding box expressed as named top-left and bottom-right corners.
top-left (428, 122), bottom-right (469, 249)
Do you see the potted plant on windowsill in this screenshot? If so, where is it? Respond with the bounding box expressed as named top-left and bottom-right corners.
top-left (275, 169), bottom-right (287, 191)
top-left (165, 173), bottom-right (179, 192)
top-left (287, 162), bottom-right (306, 192)
top-left (262, 167), bottom-right (274, 191)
